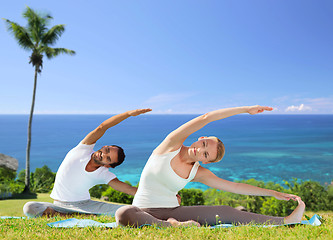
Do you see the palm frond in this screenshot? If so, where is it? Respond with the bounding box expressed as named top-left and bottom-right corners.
top-left (41, 24), bottom-right (65, 46)
top-left (23, 6), bottom-right (53, 26)
top-left (43, 47), bottom-right (76, 59)
top-left (23, 6), bottom-right (52, 45)
top-left (3, 19), bottom-right (34, 50)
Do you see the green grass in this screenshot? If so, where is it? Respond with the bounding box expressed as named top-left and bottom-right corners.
top-left (0, 193), bottom-right (53, 216)
top-left (1, 194), bottom-right (333, 240)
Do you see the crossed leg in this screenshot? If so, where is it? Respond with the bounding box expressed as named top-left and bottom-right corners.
top-left (116, 205), bottom-right (286, 227)
top-left (116, 198), bottom-right (305, 228)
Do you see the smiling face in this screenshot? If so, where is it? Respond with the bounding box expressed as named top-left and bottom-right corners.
top-left (189, 137), bottom-right (219, 164)
top-left (92, 145), bottom-right (120, 168)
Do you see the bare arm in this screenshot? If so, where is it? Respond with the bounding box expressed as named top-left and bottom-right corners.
top-left (155, 105), bottom-right (273, 153)
top-left (108, 178), bottom-right (137, 196)
top-left (193, 166), bottom-right (299, 201)
top-left (82, 108), bottom-right (152, 145)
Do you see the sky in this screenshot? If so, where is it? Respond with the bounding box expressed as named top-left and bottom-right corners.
top-left (1, 0), bottom-right (332, 114)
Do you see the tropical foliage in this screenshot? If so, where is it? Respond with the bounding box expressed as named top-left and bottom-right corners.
top-left (101, 187), bottom-right (135, 205)
top-left (0, 165), bottom-right (55, 198)
top-left (1, 165), bottom-right (332, 216)
top-left (179, 188), bottom-right (205, 206)
top-left (202, 178), bottom-right (333, 216)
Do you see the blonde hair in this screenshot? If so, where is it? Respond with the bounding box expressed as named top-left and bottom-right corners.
top-left (208, 136), bottom-right (225, 163)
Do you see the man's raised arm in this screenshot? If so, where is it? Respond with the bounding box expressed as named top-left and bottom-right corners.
top-left (82, 108), bottom-right (152, 145)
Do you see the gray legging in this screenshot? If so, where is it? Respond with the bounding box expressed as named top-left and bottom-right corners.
top-left (23, 200), bottom-right (125, 218)
top-left (115, 205), bottom-right (284, 227)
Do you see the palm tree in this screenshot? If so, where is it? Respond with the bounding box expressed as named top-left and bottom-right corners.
top-left (3, 6), bottom-right (75, 193)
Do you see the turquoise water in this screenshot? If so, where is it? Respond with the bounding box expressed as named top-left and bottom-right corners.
top-left (0, 114), bottom-right (332, 189)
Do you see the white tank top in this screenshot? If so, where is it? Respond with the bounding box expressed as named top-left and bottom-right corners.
top-left (132, 148), bottom-right (200, 208)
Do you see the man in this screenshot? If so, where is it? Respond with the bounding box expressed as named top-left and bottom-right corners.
top-left (23, 108), bottom-right (151, 217)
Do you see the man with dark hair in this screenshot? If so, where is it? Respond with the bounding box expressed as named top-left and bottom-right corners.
top-left (23, 109), bottom-right (151, 217)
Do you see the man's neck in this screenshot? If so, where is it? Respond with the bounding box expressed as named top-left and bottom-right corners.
top-left (85, 158), bottom-right (100, 172)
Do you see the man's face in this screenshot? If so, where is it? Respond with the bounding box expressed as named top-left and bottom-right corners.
top-left (92, 146), bottom-right (119, 168)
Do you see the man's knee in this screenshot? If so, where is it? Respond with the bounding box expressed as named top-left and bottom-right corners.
top-left (23, 202), bottom-right (48, 218)
top-left (115, 205), bottom-right (140, 226)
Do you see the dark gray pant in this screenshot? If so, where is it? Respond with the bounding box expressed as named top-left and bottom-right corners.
top-left (115, 205), bottom-right (284, 227)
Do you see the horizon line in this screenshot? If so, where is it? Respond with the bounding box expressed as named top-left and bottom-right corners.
top-left (1, 113), bottom-right (333, 115)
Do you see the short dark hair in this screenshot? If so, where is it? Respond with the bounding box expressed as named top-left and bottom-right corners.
top-left (110, 145), bottom-right (125, 168)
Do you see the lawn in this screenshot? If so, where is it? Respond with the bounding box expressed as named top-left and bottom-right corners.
top-left (1, 194), bottom-right (332, 240)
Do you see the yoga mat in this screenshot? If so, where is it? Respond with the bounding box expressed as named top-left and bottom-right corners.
top-left (47, 218), bottom-right (118, 228)
top-left (0, 216), bottom-right (26, 219)
top-left (211, 214), bottom-right (322, 228)
top-left (47, 214), bottom-right (321, 228)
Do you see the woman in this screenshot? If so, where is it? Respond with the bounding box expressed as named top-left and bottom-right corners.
top-left (116, 105), bottom-right (305, 227)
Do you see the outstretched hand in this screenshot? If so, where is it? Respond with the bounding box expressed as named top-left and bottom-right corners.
top-left (247, 105), bottom-right (273, 115)
top-left (128, 108), bottom-right (152, 116)
top-left (272, 191), bottom-right (300, 202)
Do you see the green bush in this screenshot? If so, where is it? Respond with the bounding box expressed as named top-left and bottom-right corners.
top-left (31, 165), bottom-right (56, 193)
top-left (285, 179), bottom-right (332, 211)
top-left (0, 167), bottom-right (24, 197)
top-left (203, 188), bottom-right (247, 207)
top-left (101, 181), bottom-right (134, 204)
top-left (102, 187), bottom-right (134, 204)
top-left (89, 184), bottom-right (109, 199)
top-left (0, 167), bottom-right (16, 182)
top-left (5, 164), bottom-right (333, 214)
top-left (239, 179), bottom-right (286, 214)
top-left (16, 166), bottom-right (56, 193)
top-left (0, 183), bottom-right (10, 194)
top-left (8, 181), bottom-right (25, 194)
top-left (260, 196), bottom-right (297, 216)
top-left (179, 188), bottom-right (205, 206)
top-left (328, 184), bottom-right (333, 210)
top-left (17, 169), bottom-right (26, 184)
top-left (201, 178), bottom-right (333, 216)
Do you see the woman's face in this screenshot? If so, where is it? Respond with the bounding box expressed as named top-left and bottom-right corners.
top-left (189, 137), bottom-right (218, 164)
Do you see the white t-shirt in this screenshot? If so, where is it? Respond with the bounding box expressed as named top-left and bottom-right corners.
top-left (132, 148), bottom-right (200, 208)
top-left (50, 142), bottom-right (116, 202)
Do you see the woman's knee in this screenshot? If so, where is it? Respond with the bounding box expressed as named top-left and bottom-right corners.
top-left (23, 202), bottom-right (48, 218)
top-left (115, 205), bottom-right (141, 226)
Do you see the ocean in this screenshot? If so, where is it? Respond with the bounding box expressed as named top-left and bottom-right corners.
top-left (0, 114), bottom-right (332, 189)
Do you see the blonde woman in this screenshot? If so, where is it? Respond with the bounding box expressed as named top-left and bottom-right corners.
top-left (116, 105), bottom-right (305, 227)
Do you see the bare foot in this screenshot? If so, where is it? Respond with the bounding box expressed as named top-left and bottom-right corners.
top-left (284, 197), bottom-right (305, 224)
top-left (42, 207), bottom-right (69, 217)
top-left (167, 218), bottom-right (201, 227)
top-left (42, 207), bottom-right (97, 218)
top-left (42, 207), bottom-right (58, 217)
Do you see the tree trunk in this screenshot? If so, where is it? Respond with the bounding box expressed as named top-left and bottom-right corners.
top-left (23, 66), bottom-right (38, 193)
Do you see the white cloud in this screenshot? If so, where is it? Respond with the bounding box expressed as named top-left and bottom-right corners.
top-left (271, 95), bottom-right (333, 114)
top-left (285, 104), bottom-right (312, 112)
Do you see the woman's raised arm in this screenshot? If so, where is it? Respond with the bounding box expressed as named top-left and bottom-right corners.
top-left (155, 105), bottom-right (273, 153)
